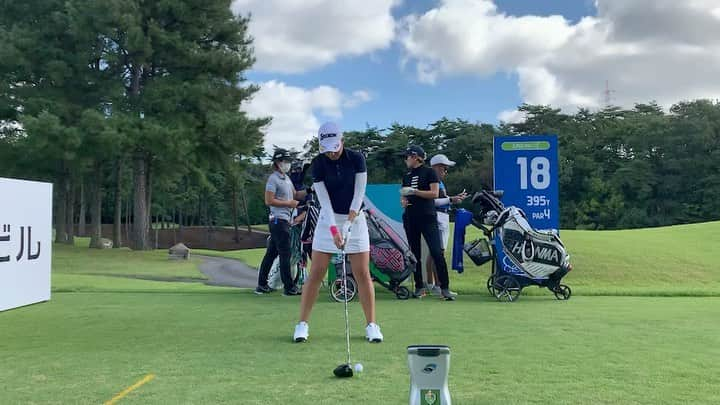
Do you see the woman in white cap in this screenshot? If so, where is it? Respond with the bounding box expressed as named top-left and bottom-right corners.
top-left (423, 154), bottom-right (468, 296)
top-left (293, 122), bottom-right (383, 343)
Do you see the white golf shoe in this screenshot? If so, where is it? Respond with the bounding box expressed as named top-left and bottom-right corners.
top-left (365, 322), bottom-right (384, 343)
top-left (293, 321), bottom-right (309, 343)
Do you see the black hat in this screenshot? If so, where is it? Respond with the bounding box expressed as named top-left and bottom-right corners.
top-left (404, 145), bottom-right (426, 160)
top-left (272, 148), bottom-right (292, 162)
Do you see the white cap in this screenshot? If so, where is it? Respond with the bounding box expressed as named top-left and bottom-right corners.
top-left (430, 154), bottom-right (456, 167)
top-left (318, 122), bottom-right (343, 153)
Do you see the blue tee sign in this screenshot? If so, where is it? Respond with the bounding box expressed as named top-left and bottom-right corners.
top-left (493, 135), bottom-right (559, 232)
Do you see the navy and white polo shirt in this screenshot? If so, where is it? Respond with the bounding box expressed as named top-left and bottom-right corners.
top-left (402, 165), bottom-right (439, 217)
top-left (312, 149), bottom-right (367, 215)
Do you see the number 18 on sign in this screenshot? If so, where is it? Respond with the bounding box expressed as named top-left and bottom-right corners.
top-left (493, 135), bottom-right (560, 232)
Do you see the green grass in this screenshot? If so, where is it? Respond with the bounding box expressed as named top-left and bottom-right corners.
top-left (1, 224), bottom-right (719, 404)
top-left (2, 292), bottom-right (719, 404)
top-left (557, 221), bottom-right (720, 295)
top-left (51, 238), bottom-right (222, 293)
top-left (197, 221), bottom-right (720, 297)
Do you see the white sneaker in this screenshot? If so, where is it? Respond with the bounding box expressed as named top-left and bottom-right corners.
top-left (293, 321), bottom-right (309, 343)
top-left (365, 322), bottom-right (383, 343)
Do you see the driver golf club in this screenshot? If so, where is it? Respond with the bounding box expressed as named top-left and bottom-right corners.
top-left (333, 216), bottom-right (357, 378)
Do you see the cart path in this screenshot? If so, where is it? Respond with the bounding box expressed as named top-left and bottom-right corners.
top-left (196, 255), bottom-right (258, 288)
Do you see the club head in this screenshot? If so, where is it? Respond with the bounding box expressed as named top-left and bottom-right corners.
top-left (333, 363), bottom-right (354, 378)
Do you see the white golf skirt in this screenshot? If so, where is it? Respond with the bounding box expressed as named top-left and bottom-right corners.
top-left (312, 209), bottom-right (370, 254)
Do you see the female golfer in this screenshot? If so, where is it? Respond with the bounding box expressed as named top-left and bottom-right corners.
top-left (292, 122), bottom-right (383, 343)
top-left (400, 146), bottom-right (455, 301)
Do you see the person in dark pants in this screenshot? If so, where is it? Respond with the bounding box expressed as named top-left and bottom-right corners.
top-left (293, 122), bottom-right (383, 344)
top-left (423, 154), bottom-right (468, 297)
top-left (256, 148), bottom-right (308, 296)
top-left (400, 145), bottom-right (455, 301)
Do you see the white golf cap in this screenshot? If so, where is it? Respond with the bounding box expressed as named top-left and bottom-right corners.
top-left (430, 154), bottom-right (456, 167)
top-left (318, 122), bottom-right (343, 153)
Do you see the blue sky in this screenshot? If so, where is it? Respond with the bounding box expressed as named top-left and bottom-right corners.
top-left (247, 1), bottom-right (595, 131)
top-left (236, 0), bottom-right (720, 151)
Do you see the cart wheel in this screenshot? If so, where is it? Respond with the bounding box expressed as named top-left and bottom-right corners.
top-left (553, 284), bottom-right (571, 300)
top-left (330, 276), bottom-right (357, 302)
top-left (395, 286), bottom-right (411, 300)
top-left (493, 275), bottom-right (521, 302)
top-left (486, 275), bottom-right (496, 296)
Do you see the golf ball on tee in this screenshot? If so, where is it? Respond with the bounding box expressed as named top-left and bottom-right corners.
top-left (354, 363), bottom-right (363, 373)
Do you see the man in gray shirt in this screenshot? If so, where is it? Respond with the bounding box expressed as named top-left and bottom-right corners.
top-left (256, 148), bottom-right (308, 296)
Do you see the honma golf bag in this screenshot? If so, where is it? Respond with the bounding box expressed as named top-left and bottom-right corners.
top-left (495, 206), bottom-right (571, 284)
top-left (466, 190), bottom-right (573, 300)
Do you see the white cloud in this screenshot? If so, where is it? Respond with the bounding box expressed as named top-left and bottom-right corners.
top-left (343, 90), bottom-right (373, 108)
top-left (400, 0), bottom-right (720, 112)
top-left (242, 81), bottom-right (372, 153)
top-left (232, 0), bottom-right (400, 73)
top-left (497, 109), bottom-right (526, 124)
top-left (399, 0), bottom-right (575, 83)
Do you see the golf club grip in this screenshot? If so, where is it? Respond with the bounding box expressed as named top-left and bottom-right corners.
top-left (340, 210), bottom-right (363, 249)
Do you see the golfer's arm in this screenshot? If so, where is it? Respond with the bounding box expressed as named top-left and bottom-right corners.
top-left (265, 191), bottom-right (293, 208)
top-left (313, 181), bottom-right (337, 226)
top-left (349, 172), bottom-right (367, 213)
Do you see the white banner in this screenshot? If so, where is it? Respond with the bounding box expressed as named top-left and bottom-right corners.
top-left (0, 177), bottom-right (53, 311)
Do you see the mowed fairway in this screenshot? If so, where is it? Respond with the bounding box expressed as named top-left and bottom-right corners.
top-left (2, 223), bottom-right (720, 404)
top-left (197, 220), bottom-right (720, 297)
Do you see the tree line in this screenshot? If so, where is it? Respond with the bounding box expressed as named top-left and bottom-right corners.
top-left (334, 101), bottom-right (720, 230)
top-left (1, 0), bottom-right (268, 249)
top-left (3, 2), bottom-right (719, 253)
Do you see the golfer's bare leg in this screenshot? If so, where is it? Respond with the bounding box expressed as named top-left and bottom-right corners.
top-left (349, 252), bottom-right (375, 324)
top-left (299, 251), bottom-right (331, 322)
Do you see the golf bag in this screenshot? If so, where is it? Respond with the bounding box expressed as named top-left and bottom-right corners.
top-left (365, 208), bottom-right (416, 284)
top-left (496, 207), bottom-right (570, 282)
top-left (469, 190), bottom-right (573, 299)
top-left (324, 207), bottom-right (415, 302)
top-left (268, 202), bottom-right (318, 290)
top-left (299, 202), bottom-right (319, 257)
